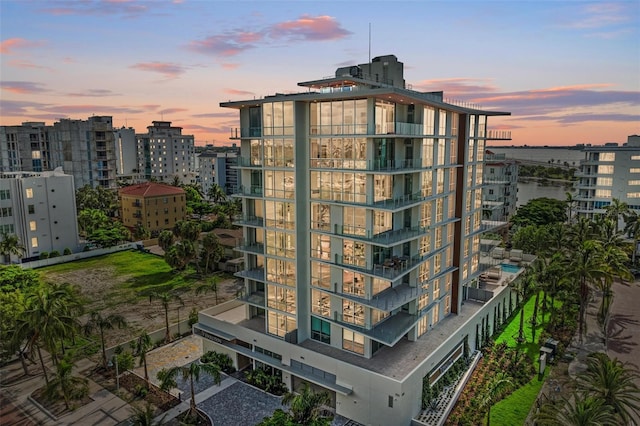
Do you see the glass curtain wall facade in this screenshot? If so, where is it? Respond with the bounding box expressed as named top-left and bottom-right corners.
top-left (231, 93), bottom-right (492, 359)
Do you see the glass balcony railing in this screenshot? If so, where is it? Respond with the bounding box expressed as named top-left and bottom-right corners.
top-left (333, 252), bottom-right (427, 280)
top-left (334, 224), bottom-right (429, 246)
top-left (230, 185), bottom-right (263, 197)
top-left (234, 268), bottom-right (265, 282)
top-left (238, 290), bottom-right (265, 308)
top-left (235, 240), bottom-right (264, 255)
top-left (233, 215), bottom-right (264, 227)
top-left (229, 127), bottom-right (262, 138)
top-left (309, 158), bottom-right (426, 172)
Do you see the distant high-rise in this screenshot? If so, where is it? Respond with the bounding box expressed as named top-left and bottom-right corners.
top-left (483, 150), bottom-right (519, 222)
top-left (575, 135), bottom-right (640, 230)
top-left (1, 116), bottom-right (118, 190)
top-left (136, 121), bottom-right (195, 185)
top-left (195, 55), bottom-right (515, 425)
top-left (197, 148), bottom-right (240, 198)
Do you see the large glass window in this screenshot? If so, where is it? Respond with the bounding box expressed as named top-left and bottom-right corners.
top-left (267, 285), bottom-right (296, 313)
top-left (596, 177), bottom-right (613, 186)
top-left (342, 270), bottom-right (365, 296)
top-left (264, 138), bottom-right (294, 167)
top-left (311, 261), bottom-right (331, 289)
top-left (343, 300), bottom-right (365, 326)
top-left (310, 99), bottom-right (367, 135)
top-left (264, 170), bottom-right (294, 199)
top-left (263, 101), bottom-right (293, 136)
top-left (422, 138), bottom-right (434, 167)
top-left (423, 107), bottom-right (435, 135)
top-left (310, 203), bottom-right (330, 231)
top-left (598, 165), bottom-right (614, 174)
top-left (311, 289), bottom-right (331, 317)
top-left (311, 316), bottom-right (331, 344)
top-left (343, 239), bottom-right (366, 267)
top-left (267, 311), bottom-right (295, 337)
top-left (343, 206), bottom-right (367, 236)
top-left (265, 201), bottom-right (295, 229)
top-left (374, 175), bottom-right (392, 202)
top-left (311, 233), bottom-right (331, 260)
top-left (373, 210), bottom-right (392, 235)
top-left (375, 99), bottom-right (395, 134)
top-left (343, 329), bottom-right (365, 355)
top-left (438, 110), bottom-right (447, 136)
top-left (420, 202), bottom-right (432, 227)
top-left (600, 152), bottom-right (615, 161)
top-left (266, 230), bottom-right (295, 258)
top-left (266, 258), bottom-right (295, 286)
top-left (310, 171), bottom-right (366, 203)
top-left (372, 278), bottom-right (390, 295)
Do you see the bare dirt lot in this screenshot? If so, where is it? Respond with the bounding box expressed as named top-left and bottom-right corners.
top-left (43, 260), bottom-right (242, 350)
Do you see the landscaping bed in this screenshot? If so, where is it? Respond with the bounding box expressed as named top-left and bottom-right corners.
top-left (118, 371), bottom-right (180, 413)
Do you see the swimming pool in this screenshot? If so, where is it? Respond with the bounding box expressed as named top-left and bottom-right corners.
top-left (501, 263), bottom-right (521, 273)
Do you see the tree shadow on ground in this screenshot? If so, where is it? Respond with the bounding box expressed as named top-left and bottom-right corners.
top-left (607, 313), bottom-right (638, 355)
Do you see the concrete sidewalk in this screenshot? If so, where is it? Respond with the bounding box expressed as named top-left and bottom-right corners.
top-left (0, 356), bottom-right (132, 425)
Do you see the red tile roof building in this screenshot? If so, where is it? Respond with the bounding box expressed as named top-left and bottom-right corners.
top-left (119, 182), bottom-right (186, 234)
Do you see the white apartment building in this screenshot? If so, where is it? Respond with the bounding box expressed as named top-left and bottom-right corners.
top-left (575, 135), bottom-right (640, 230)
top-left (0, 168), bottom-right (79, 262)
top-left (195, 55), bottom-right (514, 425)
top-left (136, 121), bottom-right (196, 185)
top-left (483, 150), bottom-right (518, 223)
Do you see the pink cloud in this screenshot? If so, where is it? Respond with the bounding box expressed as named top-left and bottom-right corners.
top-left (0, 38), bottom-right (43, 54)
top-left (221, 63), bottom-right (240, 70)
top-left (223, 88), bottom-right (255, 96)
top-left (66, 89), bottom-right (119, 97)
top-left (0, 81), bottom-right (49, 94)
top-left (159, 108), bottom-right (189, 115)
top-left (188, 34), bottom-right (258, 57)
top-left (414, 78), bottom-right (498, 95)
top-left (40, 0), bottom-right (149, 17)
top-left (7, 59), bottom-right (51, 70)
top-left (269, 15), bottom-right (352, 41)
top-left (130, 62), bottom-right (187, 78)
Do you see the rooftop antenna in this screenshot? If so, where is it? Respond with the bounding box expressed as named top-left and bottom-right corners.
top-left (368, 23), bottom-right (371, 64)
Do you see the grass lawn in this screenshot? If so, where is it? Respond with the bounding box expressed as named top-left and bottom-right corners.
top-left (490, 293), bottom-right (561, 425)
top-left (38, 250), bottom-right (200, 299)
top-left (490, 370), bottom-right (548, 425)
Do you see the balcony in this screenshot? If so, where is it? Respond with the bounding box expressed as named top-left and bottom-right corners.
top-left (238, 290), bottom-right (265, 308)
top-left (133, 211), bottom-right (142, 219)
top-left (329, 310), bottom-right (417, 346)
top-left (233, 215), bottom-right (264, 227)
top-left (334, 253), bottom-right (426, 280)
top-left (235, 157), bottom-right (263, 168)
top-left (372, 190), bottom-right (428, 210)
top-left (234, 268), bottom-right (265, 282)
top-left (133, 201), bottom-right (142, 208)
top-left (485, 130), bottom-right (512, 140)
top-left (235, 240), bottom-right (264, 255)
top-left (309, 158), bottom-right (426, 172)
top-left (230, 185), bottom-right (263, 198)
top-left (229, 127), bottom-right (262, 139)
top-left (334, 224), bottom-right (429, 247)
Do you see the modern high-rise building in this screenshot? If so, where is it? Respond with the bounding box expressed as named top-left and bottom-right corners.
top-left (0, 168), bottom-right (79, 262)
top-left (482, 150), bottom-right (518, 223)
top-left (136, 121), bottom-right (196, 185)
top-left (195, 55), bottom-right (513, 425)
top-left (0, 122), bottom-right (53, 172)
top-left (1, 117), bottom-right (118, 190)
top-left (575, 135), bottom-right (640, 229)
top-left (50, 116), bottom-right (117, 189)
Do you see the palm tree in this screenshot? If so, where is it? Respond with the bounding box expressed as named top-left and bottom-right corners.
top-left (624, 210), bottom-right (640, 265)
top-left (536, 393), bottom-right (616, 426)
top-left (282, 382), bottom-right (332, 426)
top-left (196, 275), bottom-right (220, 305)
top-left (158, 362), bottom-right (221, 421)
top-left (563, 239), bottom-right (609, 343)
top-left (605, 198), bottom-right (629, 233)
top-left (207, 183), bottom-right (227, 204)
top-left (14, 283), bottom-right (83, 383)
top-left (480, 372), bottom-right (512, 426)
top-left (576, 352), bottom-right (640, 424)
top-left (129, 403), bottom-right (167, 426)
top-left (0, 232), bottom-right (25, 263)
top-left (157, 230), bottom-right (174, 252)
top-left (43, 357), bottom-right (89, 410)
top-left (149, 290), bottom-right (183, 343)
top-left (565, 191), bottom-right (577, 224)
top-left (134, 332), bottom-right (153, 383)
top-left (83, 311), bottom-right (128, 370)
top-left (199, 232), bottom-right (223, 275)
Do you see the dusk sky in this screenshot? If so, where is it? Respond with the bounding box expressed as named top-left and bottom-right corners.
top-left (1, 0), bottom-right (638, 147)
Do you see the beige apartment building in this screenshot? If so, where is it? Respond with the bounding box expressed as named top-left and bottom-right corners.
top-left (119, 182), bottom-right (186, 234)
